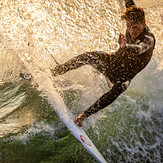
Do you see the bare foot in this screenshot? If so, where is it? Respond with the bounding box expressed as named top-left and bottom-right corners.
top-left (74, 112), bottom-right (87, 127)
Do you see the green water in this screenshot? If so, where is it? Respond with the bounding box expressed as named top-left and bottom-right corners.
top-left (0, 80), bottom-right (162, 162)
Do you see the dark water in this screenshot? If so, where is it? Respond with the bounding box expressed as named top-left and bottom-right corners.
top-left (0, 0), bottom-right (163, 162)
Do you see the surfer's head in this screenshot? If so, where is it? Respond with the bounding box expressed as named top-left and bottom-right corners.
top-left (122, 7), bottom-right (146, 38)
top-left (121, 6), bottom-right (145, 23)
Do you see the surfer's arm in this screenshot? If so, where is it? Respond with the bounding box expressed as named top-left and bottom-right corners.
top-left (124, 0), bottom-right (136, 8)
top-left (125, 35), bottom-right (155, 55)
top-left (74, 81), bottom-right (130, 126)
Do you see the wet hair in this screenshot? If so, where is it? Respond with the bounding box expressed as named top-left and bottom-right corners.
top-left (121, 6), bottom-right (145, 23)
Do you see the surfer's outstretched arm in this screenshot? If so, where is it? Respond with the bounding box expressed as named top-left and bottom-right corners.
top-left (74, 81), bottom-right (130, 127)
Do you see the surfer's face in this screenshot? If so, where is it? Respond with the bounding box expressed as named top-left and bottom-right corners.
top-left (126, 20), bottom-right (146, 39)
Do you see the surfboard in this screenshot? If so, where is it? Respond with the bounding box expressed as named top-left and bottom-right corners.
top-left (47, 90), bottom-right (107, 163)
top-left (20, 72), bottom-right (107, 163)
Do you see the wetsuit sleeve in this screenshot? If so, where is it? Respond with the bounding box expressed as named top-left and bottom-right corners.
top-left (126, 34), bottom-right (155, 55)
top-left (125, 0), bottom-right (136, 8)
top-left (83, 81), bottom-right (130, 117)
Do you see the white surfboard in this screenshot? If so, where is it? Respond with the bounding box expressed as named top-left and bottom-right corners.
top-left (20, 70), bottom-right (107, 163)
top-left (47, 93), bottom-right (107, 163)
top-left (46, 88), bottom-right (107, 163)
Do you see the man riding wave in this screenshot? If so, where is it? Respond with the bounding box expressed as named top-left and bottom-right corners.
top-left (51, 0), bottom-right (155, 127)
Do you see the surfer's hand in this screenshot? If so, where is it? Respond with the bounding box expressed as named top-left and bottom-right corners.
top-left (74, 112), bottom-right (87, 127)
top-left (118, 33), bottom-right (126, 48)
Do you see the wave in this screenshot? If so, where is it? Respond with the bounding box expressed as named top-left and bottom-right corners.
top-left (0, 0), bottom-right (162, 162)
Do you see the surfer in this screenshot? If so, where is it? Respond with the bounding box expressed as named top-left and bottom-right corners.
top-left (50, 0), bottom-right (155, 127)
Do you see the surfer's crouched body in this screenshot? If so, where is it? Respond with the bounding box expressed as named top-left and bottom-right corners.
top-left (51, 0), bottom-right (155, 127)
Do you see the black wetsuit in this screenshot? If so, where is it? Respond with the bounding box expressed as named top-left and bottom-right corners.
top-left (51, 0), bottom-right (155, 118)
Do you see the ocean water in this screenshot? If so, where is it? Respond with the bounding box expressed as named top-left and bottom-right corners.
top-left (0, 0), bottom-right (163, 162)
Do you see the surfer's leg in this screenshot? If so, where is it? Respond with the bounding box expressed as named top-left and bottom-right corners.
top-left (51, 51), bottom-right (110, 77)
top-left (51, 52), bottom-right (92, 76)
top-left (83, 80), bottom-right (131, 117)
